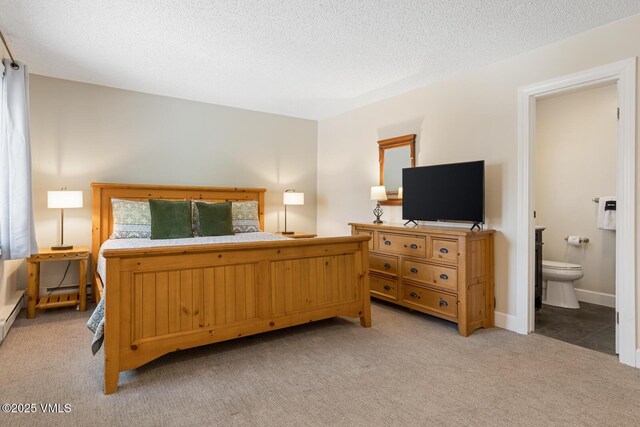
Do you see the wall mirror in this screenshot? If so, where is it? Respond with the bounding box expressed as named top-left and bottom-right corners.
top-left (378, 134), bottom-right (416, 206)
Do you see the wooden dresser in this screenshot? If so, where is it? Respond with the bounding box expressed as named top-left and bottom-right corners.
top-left (350, 223), bottom-right (495, 336)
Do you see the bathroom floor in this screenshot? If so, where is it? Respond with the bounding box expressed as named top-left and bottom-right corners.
top-left (534, 302), bottom-right (616, 356)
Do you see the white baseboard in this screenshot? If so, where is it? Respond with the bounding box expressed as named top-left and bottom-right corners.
top-left (494, 311), bottom-right (520, 333)
top-left (574, 288), bottom-right (615, 308)
top-left (0, 290), bottom-right (24, 344)
top-left (636, 349), bottom-right (640, 369)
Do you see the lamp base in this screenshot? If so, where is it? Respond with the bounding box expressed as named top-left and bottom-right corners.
top-left (373, 202), bottom-right (384, 224)
top-left (281, 231), bottom-right (295, 235)
top-left (51, 244), bottom-right (73, 251)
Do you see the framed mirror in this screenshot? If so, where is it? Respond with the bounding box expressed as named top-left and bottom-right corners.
top-left (378, 134), bottom-right (416, 206)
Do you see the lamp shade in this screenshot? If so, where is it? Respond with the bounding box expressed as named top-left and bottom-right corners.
top-left (47, 190), bottom-right (83, 209)
top-left (283, 191), bottom-right (304, 206)
top-left (370, 186), bottom-right (387, 201)
top-left (398, 187), bottom-right (403, 199)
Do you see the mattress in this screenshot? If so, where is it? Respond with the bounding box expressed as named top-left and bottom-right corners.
top-left (96, 232), bottom-right (290, 283)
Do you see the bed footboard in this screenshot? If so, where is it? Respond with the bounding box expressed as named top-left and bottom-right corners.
top-left (103, 235), bottom-right (371, 394)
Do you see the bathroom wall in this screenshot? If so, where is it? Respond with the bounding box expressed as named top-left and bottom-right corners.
top-left (535, 83), bottom-right (617, 307)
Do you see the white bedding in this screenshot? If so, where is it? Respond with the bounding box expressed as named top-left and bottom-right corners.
top-left (96, 232), bottom-right (291, 283)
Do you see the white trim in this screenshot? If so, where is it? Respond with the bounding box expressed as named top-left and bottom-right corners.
top-left (516, 87), bottom-right (536, 335)
top-left (616, 58), bottom-right (637, 368)
top-left (517, 58), bottom-right (637, 368)
top-left (574, 288), bottom-right (616, 308)
top-left (494, 311), bottom-right (519, 331)
top-left (0, 290), bottom-right (24, 343)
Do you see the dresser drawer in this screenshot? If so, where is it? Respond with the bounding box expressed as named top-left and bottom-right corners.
top-left (378, 232), bottom-right (426, 257)
top-left (355, 228), bottom-right (374, 250)
top-left (428, 238), bottom-right (458, 264)
top-left (403, 259), bottom-right (458, 292)
top-left (370, 253), bottom-right (398, 276)
top-left (402, 284), bottom-right (457, 319)
top-left (370, 275), bottom-right (398, 300)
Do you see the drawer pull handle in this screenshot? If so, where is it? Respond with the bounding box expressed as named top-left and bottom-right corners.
top-left (439, 247), bottom-right (449, 254)
top-left (409, 291), bottom-right (420, 299)
top-left (439, 298), bottom-right (448, 307)
top-left (384, 240), bottom-right (391, 246)
top-left (383, 263), bottom-right (391, 269)
top-left (439, 273), bottom-right (448, 280)
top-left (383, 285), bottom-right (391, 291)
top-left (410, 243), bottom-right (418, 249)
top-left (410, 267), bottom-right (418, 274)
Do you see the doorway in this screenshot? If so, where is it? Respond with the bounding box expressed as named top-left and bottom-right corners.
top-left (533, 83), bottom-right (617, 355)
top-left (516, 58), bottom-right (637, 367)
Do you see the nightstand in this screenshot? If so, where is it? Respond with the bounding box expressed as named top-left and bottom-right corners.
top-left (27, 246), bottom-right (89, 319)
top-left (276, 232), bottom-right (317, 239)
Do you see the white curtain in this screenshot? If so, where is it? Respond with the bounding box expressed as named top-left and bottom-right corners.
top-left (0, 59), bottom-right (37, 259)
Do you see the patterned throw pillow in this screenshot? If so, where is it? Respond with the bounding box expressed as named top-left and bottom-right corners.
top-left (191, 200), bottom-right (261, 234)
top-left (232, 201), bottom-right (261, 233)
top-left (191, 200), bottom-right (203, 236)
top-left (110, 199), bottom-right (152, 239)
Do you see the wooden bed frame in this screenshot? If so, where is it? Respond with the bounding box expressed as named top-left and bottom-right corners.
top-left (91, 183), bottom-right (371, 394)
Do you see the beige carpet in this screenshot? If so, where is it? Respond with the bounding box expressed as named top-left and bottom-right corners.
top-left (1, 301), bottom-right (639, 426)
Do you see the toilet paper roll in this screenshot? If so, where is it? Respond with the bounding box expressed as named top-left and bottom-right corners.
top-left (567, 236), bottom-right (581, 246)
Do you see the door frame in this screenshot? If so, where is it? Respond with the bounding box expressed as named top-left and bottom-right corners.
top-left (516, 58), bottom-right (637, 367)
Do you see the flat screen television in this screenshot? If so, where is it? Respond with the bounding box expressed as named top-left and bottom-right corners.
top-left (402, 160), bottom-right (484, 227)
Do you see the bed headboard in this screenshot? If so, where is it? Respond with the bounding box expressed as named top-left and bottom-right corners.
top-left (91, 182), bottom-right (266, 277)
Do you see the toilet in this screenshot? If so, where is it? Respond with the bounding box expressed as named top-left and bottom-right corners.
top-left (542, 260), bottom-right (584, 309)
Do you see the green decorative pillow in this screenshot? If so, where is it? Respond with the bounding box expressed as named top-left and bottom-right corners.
top-left (149, 199), bottom-right (193, 239)
top-left (191, 200), bottom-right (261, 234)
top-left (195, 201), bottom-right (234, 236)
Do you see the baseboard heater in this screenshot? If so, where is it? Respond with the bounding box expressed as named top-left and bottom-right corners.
top-left (40, 283), bottom-right (93, 298)
top-left (0, 291), bottom-right (24, 344)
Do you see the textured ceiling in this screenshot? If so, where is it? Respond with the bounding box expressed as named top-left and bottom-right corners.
top-left (1, 1), bottom-right (639, 119)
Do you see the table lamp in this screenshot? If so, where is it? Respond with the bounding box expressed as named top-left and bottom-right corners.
top-left (48, 189), bottom-right (83, 250)
top-left (371, 185), bottom-right (387, 223)
top-left (283, 189), bottom-right (304, 234)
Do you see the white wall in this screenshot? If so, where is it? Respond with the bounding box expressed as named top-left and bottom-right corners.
top-left (26, 75), bottom-right (317, 290)
top-left (536, 84), bottom-right (617, 305)
top-left (317, 14), bottom-right (640, 320)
